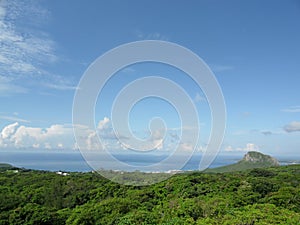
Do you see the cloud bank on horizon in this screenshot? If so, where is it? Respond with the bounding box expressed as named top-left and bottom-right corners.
top-left (0, 118), bottom-right (298, 153)
top-left (0, 118), bottom-right (175, 152)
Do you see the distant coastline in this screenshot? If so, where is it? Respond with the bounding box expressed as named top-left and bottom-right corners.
top-left (0, 150), bottom-right (299, 173)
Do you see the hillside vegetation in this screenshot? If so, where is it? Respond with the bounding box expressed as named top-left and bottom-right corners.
top-left (0, 163), bottom-right (13, 172)
top-left (206, 151), bottom-right (280, 173)
top-left (0, 164), bottom-right (299, 224)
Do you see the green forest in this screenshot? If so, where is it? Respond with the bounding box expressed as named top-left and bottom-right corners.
top-left (0, 164), bottom-right (300, 225)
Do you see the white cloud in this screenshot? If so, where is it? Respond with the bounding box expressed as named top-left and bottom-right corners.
top-left (0, 1), bottom-right (56, 77)
top-left (86, 132), bottom-right (99, 150)
top-left (72, 118), bottom-right (115, 151)
top-left (44, 143), bottom-right (51, 149)
top-left (1, 122), bottom-right (19, 139)
top-left (76, 117), bottom-right (127, 151)
top-left (0, 0), bottom-right (75, 94)
top-left (0, 122), bottom-right (74, 149)
top-left (284, 121), bottom-right (300, 133)
top-left (0, 119), bottom-right (118, 150)
top-left (197, 145), bottom-right (206, 153)
top-left (123, 128), bottom-right (166, 151)
top-left (0, 117), bottom-right (202, 152)
top-left (57, 143), bottom-right (63, 148)
top-left (32, 143), bottom-right (40, 148)
top-left (178, 142), bottom-right (193, 152)
top-left (165, 142), bottom-right (204, 153)
top-left (152, 138), bottom-right (163, 150)
top-left (225, 143), bottom-right (259, 152)
top-left (119, 134), bottom-right (164, 152)
top-left (224, 145), bottom-right (234, 151)
top-left (281, 106), bottom-right (300, 113)
top-left (0, 75), bottom-right (27, 95)
top-left (43, 83), bottom-right (78, 91)
top-left (244, 143), bottom-right (259, 152)
top-left (0, 115), bottom-right (30, 123)
top-left (97, 117), bottom-right (110, 130)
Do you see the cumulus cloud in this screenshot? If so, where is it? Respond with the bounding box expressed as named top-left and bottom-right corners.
top-left (225, 143), bottom-right (259, 152)
top-left (119, 128), bottom-right (165, 151)
top-left (76, 117), bottom-right (129, 151)
top-left (121, 140), bottom-right (163, 152)
top-left (0, 122), bottom-right (74, 149)
top-left (0, 117), bottom-right (201, 152)
top-left (1, 122), bottom-right (19, 139)
top-left (150, 129), bottom-right (165, 150)
top-left (97, 117), bottom-right (110, 130)
top-left (284, 121), bottom-right (300, 133)
top-left (244, 143), bottom-right (259, 152)
top-left (85, 131), bottom-right (102, 151)
top-left (0, 117), bottom-right (127, 150)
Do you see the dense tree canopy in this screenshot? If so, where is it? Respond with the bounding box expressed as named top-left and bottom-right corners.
top-left (0, 165), bottom-right (299, 224)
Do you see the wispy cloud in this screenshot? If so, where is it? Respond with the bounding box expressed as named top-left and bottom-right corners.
top-left (43, 83), bottom-right (78, 91)
top-left (281, 106), bottom-right (300, 113)
top-left (0, 1), bottom-right (56, 77)
top-left (233, 128), bottom-right (283, 136)
top-left (0, 0), bottom-right (75, 94)
top-left (0, 75), bottom-right (27, 95)
top-left (0, 115), bottom-right (30, 123)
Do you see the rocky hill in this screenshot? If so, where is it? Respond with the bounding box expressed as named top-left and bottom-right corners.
top-left (243, 151), bottom-right (279, 165)
top-left (207, 151), bottom-right (279, 173)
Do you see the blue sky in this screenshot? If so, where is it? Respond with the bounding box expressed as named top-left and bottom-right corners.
top-left (0, 0), bottom-right (300, 155)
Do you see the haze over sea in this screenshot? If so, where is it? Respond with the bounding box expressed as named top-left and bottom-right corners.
top-left (1, 150), bottom-right (299, 172)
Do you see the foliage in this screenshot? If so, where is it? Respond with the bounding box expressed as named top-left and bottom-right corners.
top-left (0, 163), bottom-right (13, 172)
top-left (206, 151), bottom-right (279, 173)
top-left (0, 165), bottom-right (299, 224)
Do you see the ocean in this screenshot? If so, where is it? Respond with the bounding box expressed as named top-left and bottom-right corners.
top-left (0, 150), bottom-right (299, 172)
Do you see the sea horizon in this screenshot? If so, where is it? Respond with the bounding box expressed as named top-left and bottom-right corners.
top-left (1, 150), bottom-right (299, 173)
